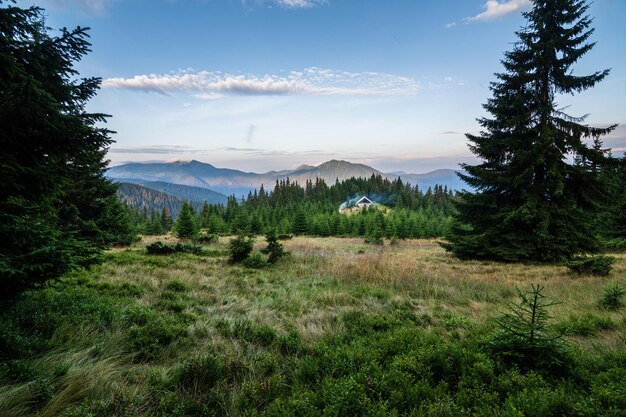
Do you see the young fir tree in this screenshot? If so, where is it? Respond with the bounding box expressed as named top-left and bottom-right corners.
top-left (175, 202), bottom-right (197, 239)
top-left (444, 0), bottom-right (616, 262)
top-left (261, 230), bottom-right (286, 264)
top-left (0, 3), bottom-right (133, 296)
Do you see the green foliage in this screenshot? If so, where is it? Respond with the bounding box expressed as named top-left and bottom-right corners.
top-left (242, 252), bottom-right (268, 269)
top-left (445, 0), bottom-right (615, 262)
top-left (598, 282), bottom-right (625, 311)
top-left (261, 230), bottom-right (286, 264)
top-left (146, 241), bottom-right (203, 256)
top-left (566, 255), bottom-right (614, 276)
top-left (489, 285), bottom-right (571, 376)
top-left (228, 235), bottom-right (254, 263)
top-left (0, 272), bottom-right (125, 360)
top-left (0, 3), bottom-right (133, 297)
top-left (122, 305), bottom-right (189, 362)
top-left (556, 314), bottom-right (616, 336)
top-left (175, 201), bottom-right (197, 239)
top-left (292, 209), bottom-right (308, 235)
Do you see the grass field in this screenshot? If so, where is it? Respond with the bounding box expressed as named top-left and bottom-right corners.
top-left (1, 236), bottom-right (624, 416)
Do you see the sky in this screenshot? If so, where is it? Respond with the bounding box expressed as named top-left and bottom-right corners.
top-left (29, 0), bottom-right (626, 173)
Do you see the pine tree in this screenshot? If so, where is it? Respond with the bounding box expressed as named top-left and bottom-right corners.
top-left (292, 209), bottom-right (308, 235)
top-left (0, 3), bottom-right (133, 296)
top-left (161, 208), bottom-right (174, 231)
top-left (261, 229), bottom-right (286, 264)
top-left (198, 201), bottom-right (211, 229)
top-left (445, 0), bottom-right (615, 262)
top-left (175, 202), bottom-right (197, 239)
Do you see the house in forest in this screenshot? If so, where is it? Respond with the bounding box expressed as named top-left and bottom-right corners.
top-left (355, 196), bottom-right (374, 209)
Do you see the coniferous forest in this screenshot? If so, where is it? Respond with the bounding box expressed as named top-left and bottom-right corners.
top-left (1, 1), bottom-right (625, 417)
top-left (129, 175), bottom-right (458, 240)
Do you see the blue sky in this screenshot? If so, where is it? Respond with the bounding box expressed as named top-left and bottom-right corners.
top-left (31, 0), bottom-right (626, 173)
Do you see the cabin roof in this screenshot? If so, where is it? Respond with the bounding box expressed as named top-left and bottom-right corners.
top-left (356, 196), bottom-right (373, 204)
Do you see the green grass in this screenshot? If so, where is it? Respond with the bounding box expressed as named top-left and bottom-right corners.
top-left (1, 236), bottom-right (625, 416)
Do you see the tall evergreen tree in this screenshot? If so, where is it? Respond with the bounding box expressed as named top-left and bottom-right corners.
top-left (175, 202), bottom-right (197, 239)
top-left (0, 3), bottom-right (133, 296)
top-left (444, 0), bottom-right (615, 262)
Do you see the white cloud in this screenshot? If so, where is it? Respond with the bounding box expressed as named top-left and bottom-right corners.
top-left (467, 0), bottom-right (531, 22)
top-left (445, 22), bottom-right (457, 29)
top-left (275, 0), bottom-right (326, 8)
top-left (241, 0), bottom-right (327, 9)
top-left (102, 67), bottom-right (421, 98)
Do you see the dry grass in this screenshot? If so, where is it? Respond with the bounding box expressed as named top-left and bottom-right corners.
top-left (114, 235), bottom-right (626, 350)
top-left (2, 235), bottom-right (624, 416)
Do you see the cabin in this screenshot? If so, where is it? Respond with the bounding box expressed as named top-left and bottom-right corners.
top-left (355, 196), bottom-right (374, 209)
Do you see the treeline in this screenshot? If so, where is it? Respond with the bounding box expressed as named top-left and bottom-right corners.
top-left (129, 175), bottom-right (459, 239)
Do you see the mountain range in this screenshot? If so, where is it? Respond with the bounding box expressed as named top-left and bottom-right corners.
top-left (108, 159), bottom-right (468, 198)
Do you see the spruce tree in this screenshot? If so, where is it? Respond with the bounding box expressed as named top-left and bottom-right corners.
top-left (175, 202), bottom-right (197, 239)
top-left (292, 209), bottom-right (308, 235)
top-left (0, 3), bottom-right (133, 296)
top-left (445, 0), bottom-right (616, 262)
top-left (161, 208), bottom-right (174, 231)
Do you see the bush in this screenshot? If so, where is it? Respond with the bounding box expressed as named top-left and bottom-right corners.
top-left (169, 354), bottom-right (225, 393)
top-left (598, 282), bottom-right (625, 311)
top-left (122, 305), bottom-right (189, 362)
top-left (566, 255), bottom-right (614, 276)
top-left (146, 241), bottom-right (175, 255)
top-left (228, 235), bottom-right (254, 263)
top-left (146, 241), bottom-right (203, 256)
top-left (193, 233), bottom-right (218, 245)
top-left (242, 252), bottom-right (267, 269)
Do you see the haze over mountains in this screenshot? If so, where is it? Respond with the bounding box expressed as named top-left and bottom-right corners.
top-left (108, 159), bottom-right (467, 198)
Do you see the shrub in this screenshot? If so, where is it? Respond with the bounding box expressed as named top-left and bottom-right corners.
top-left (146, 241), bottom-right (203, 256)
top-left (146, 241), bottom-right (175, 255)
top-left (489, 284), bottom-right (571, 376)
top-left (193, 233), bottom-right (218, 245)
top-left (228, 235), bottom-right (254, 263)
top-left (566, 255), bottom-right (614, 276)
top-left (598, 282), bottom-right (625, 311)
top-left (122, 306), bottom-right (189, 362)
top-left (242, 252), bottom-right (267, 269)
top-left (169, 354), bottom-right (225, 393)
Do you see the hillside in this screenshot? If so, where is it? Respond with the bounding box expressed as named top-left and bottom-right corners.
top-left (137, 181), bottom-right (228, 205)
top-left (107, 159), bottom-right (466, 196)
top-left (116, 182), bottom-right (206, 217)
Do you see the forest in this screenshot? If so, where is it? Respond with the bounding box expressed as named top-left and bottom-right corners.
top-left (130, 174), bottom-right (459, 240)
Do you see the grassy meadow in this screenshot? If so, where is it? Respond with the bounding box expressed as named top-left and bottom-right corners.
top-left (1, 236), bottom-right (624, 416)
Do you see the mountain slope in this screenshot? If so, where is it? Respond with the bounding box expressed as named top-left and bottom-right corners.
top-left (395, 169), bottom-right (468, 192)
top-left (116, 183), bottom-right (205, 218)
top-left (138, 181), bottom-right (228, 205)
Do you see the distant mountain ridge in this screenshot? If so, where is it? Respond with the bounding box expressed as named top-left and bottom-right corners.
top-left (107, 159), bottom-right (467, 196)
